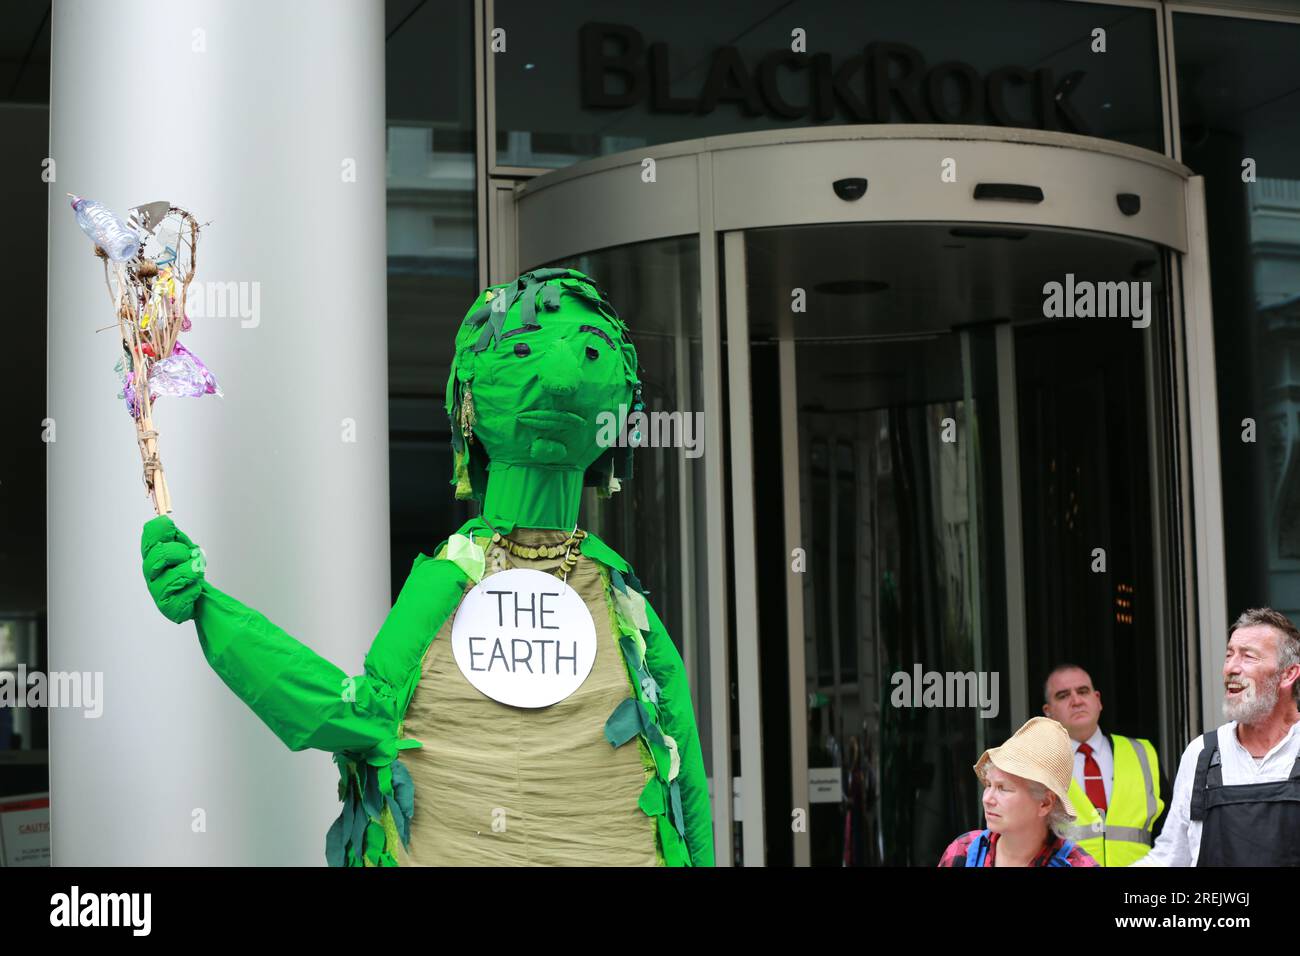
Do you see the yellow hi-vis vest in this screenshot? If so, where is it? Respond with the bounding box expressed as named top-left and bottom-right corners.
top-left (1063, 734), bottom-right (1164, 866)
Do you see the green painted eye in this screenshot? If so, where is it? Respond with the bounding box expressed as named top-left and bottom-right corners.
top-left (585, 346), bottom-right (599, 360)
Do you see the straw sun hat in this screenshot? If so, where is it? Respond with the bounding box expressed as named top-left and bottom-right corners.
top-left (973, 717), bottom-right (1077, 817)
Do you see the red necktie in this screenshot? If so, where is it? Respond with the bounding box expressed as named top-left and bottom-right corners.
top-left (1078, 742), bottom-right (1108, 811)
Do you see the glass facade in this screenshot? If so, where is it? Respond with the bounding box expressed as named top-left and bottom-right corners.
top-left (740, 221), bottom-right (1177, 864)
top-left (540, 237), bottom-right (712, 773)
top-left (491, 0), bottom-right (1300, 868)
top-left (0, 0), bottom-right (50, 795)
top-left (386, 0), bottom-right (480, 595)
top-left (1175, 12), bottom-right (1300, 624)
top-left (493, 0), bottom-right (1164, 169)
top-left (4, 0), bottom-right (1300, 869)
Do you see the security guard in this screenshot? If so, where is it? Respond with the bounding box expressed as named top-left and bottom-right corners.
top-left (1042, 664), bottom-right (1165, 865)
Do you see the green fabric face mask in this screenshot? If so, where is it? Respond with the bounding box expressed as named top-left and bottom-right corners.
top-left (445, 270), bottom-right (642, 530)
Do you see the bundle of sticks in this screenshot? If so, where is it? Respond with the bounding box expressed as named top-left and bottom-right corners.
top-left (83, 201), bottom-right (220, 515)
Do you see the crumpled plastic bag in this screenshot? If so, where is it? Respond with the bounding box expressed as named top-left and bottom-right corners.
top-left (149, 341), bottom-right (223, 398)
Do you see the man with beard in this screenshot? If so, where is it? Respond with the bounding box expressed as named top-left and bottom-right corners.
top-left (1135, 607), bottom-right (1300, 866)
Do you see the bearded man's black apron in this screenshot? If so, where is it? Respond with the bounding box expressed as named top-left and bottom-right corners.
top-left (1189, 730), bottom-right (1300, 866)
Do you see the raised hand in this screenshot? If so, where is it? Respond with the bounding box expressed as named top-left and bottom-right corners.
top-left (141, 515), bottom-right (205, 623)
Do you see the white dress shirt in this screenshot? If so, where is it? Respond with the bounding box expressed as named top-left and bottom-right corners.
top-left (1072, 727), bottom-right (1114, 805)
top-left (1133, 719), bottom-right (1300, 866)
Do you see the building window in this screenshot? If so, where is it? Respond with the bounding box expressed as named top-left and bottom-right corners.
top-left (492, 0), bottom-right (1163, 169)
top-left (1175, 13), bottom-right (1300, 623)
top-left (386, 0), bottom-right (480, 593)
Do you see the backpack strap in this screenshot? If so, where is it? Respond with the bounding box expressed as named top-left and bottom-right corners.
top-left (1189, 731), bottom-right (1220, 822)
top-left (1048, 838), bottom-right (1077, 867)
top-left (964, 829), bottom-right (992, 867)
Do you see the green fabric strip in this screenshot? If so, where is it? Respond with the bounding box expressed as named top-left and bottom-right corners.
top-left (540, 283), bottom-right (560, 312)
top-left (604, 697), bottom-right (643, 748)
top-left (521, 282), bottom-right (540, 327)
top-left (639, 598), bottom-right (714, 866)
top-left (639, 777), bottom-right (666, 816)
top-left (601, 567), bottom-right (693, 863)
top-left (328, 754), bottom-right (417, 868)
top-left (444, 533), bottom-right (486, 583)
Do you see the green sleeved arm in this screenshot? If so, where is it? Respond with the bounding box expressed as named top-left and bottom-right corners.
top-left (363, 552), bottom-right (470, 717)
top-left (641, 598), bottom-right (715, 867)
top-left (192, 551), bottom-right (469, 762)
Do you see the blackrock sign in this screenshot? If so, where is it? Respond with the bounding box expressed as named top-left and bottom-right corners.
top-left (580, 21), bottom-right (1087, 133)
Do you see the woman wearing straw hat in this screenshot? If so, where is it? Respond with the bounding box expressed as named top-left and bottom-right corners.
top-left (938, 717), bottom-right (1099, 867)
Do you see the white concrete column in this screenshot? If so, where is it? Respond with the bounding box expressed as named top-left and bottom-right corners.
top-left (47, 0), bottom-right (389, 864)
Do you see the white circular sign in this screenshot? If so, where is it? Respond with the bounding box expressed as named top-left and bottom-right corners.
top-left (450, 568), bottom-right (598, 708)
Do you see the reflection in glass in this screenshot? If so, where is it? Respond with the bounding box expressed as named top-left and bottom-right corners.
top-left (385, 0), bottom-right (479, 594)
top-left (797, 335), bottom-right (1006, 865)
top-left (493, 0), bottom-right (1163, 168)
top-left (1176, 14), bottom-right (1300, 623)
top-left (745, 221), bottom-right (1176, 865)
top-left (541, 238), bottom-right (712, 785)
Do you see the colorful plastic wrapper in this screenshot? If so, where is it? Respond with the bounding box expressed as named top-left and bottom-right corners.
top-left (118, 368), bottom-right (157, 421)
top-left (148, 342), bottom-right (223, 399)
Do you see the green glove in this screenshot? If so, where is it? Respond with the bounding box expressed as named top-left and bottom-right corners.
top-left (141, 515), bottom-right (204, 624)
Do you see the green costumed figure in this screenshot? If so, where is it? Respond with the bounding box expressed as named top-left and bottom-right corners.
top-left (140, 269), bottom-right (713, 866)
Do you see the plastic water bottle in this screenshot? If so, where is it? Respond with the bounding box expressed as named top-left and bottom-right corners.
top-left (68, 194), bottom-right (140, 262)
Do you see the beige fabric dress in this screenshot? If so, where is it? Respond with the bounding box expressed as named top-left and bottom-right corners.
top-left (394, 528), bottom-right (658, 866)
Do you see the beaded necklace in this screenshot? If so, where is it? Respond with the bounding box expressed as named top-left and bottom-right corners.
top-left (489, 528), bottom-right (587, 581)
